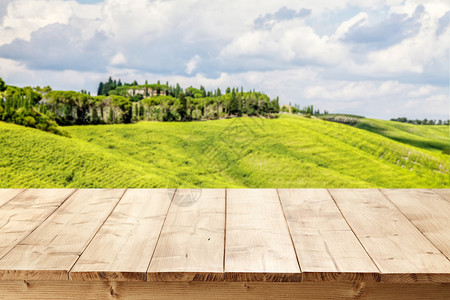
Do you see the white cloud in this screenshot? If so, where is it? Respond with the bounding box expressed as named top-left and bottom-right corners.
top-left (185, 55), bottom-right (201, 75)
top-left (0, 0), bottom-right (78, 44)
top-left (333, 12), bottom-right (368, 40)
top-left (220, 19), bottom-right (348, 70)
top-left (110, 52), bottom-right (127, 66)
top-left (359, 6), bottom-right (450, 77)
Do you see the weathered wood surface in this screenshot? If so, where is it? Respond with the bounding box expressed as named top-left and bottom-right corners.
top-left (0, 189), bottom-right (75, 260)
top-left (433, 189), bottom-right (450, 201)
top-left (0, 189), bottom-right (24, 208)
top-left (0, 188), bottom-right (449, 287)
top-left (382, 189), bottom-right (450, 260)
top-left (0, 189), bottom-right (125, 280)
top-left (70, 189), bottom-right (172, 281)
top-left (148, 189), bottom-right (225, 282)
top-left (225, 189), bottom-right (301, 282)
top-left (278, 189), bottom-right (379, 282)
top-left (329, 189), bottom-right (450, 283)
top-left (0, 281), bottom-right (448, 299)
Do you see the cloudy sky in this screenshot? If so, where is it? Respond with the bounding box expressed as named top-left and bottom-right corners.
top-left (0, 0), bottom-right (449, 119)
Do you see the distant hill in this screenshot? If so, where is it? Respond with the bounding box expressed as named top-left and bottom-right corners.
top-left (355, 118), bottom-right (450, 154)
top-left (1, 115), bottom-right (448, 188)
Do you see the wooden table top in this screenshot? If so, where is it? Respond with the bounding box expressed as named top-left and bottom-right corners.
top-left (0, 189), bottom-right (449, 284)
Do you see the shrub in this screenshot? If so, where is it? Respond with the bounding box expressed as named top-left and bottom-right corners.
top-left (321, 115), bottom-right (361, 125)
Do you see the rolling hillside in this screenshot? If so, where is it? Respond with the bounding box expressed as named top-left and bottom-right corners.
top-left (355, 118), bottom-right (449, 154)
top-left (1, 115), bottom-right (448, 188)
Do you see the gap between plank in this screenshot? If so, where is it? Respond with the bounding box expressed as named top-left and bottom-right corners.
top-left (276, 189), bottom-right (303, 277)
top-left (379, 189), bottom-right (450, 262)
top-left (144, 188), bottom-right (177, 278)
top-left (0, 189), bottom-right (27, 210)
top-left (0, 189), bottom-right (78, 261)
top-left (223, 189), bottom-right (227, 276)
top-left (67, 189), bottom-right (128, 279)
top-left (326, 189), bottom-right (382, 275)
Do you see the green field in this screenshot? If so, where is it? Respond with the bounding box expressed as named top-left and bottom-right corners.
top-left (356, 118), bottom-right (450, 154)
top-left (1, 114), bottom-right (449, 188)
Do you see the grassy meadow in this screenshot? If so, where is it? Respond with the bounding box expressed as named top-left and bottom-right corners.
top-left (1, 114), bottom-right (448, 188)
top-left (356, 118), bottom-right (450, 154)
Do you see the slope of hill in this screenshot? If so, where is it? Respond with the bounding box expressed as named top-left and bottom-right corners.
top-left (0, 122), bottom-right (179, 188)
top-left (355, 118), bottom-right (449, 154)
top-left (1, 115), bottom-right (449, 188)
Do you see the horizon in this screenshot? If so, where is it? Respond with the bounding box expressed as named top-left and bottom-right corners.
top-left (0, 0), bottom-right (449, 120)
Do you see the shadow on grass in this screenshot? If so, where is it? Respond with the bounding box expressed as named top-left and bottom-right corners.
top-left (355, 122), bottom-right (449, 154)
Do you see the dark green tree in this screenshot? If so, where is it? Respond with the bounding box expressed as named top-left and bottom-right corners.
top-left (179, 92), bottom-right (187, 120)
top-left (229, 89), bottom-right (239, 115)
top-left (92, 108), bottom-right (100, 124)
top-left (97, 82), bottom-right (104, 95)
top-left (0, 77), bottom-right (6, 92)
top-left (109, 107), bottom-right (114, 123)
top-left (175, 83), bottom-right (181, 98)
top-left (139, 102), bottom-right (145, 119)
top-left (200, 85), bottom-right (206, 97)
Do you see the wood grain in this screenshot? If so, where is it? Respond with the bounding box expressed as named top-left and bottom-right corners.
top-left (225, 189), bottom-right (301, 282)
top-left (0, 188), bottom-right (449, 287)
top-left (382, 189), bottom-right (450, 260)
top-left (148, 189), bottom-right (225, 282)
top-left (433, 189), bottom-right (450, 201)
top-left (278, 189), bottom-right (380, 282)
top-left (0, 281), bottom-right (448, 299)
top-left (0, 189), bottom-right (125, 280)
top-left (0, 189), bottom-right (75, 260)
top-left (330, 189), bottom-right (450, 283)
top-left (0, 189), bottom-right (24, 208)
top-left (70, 189), bottom-right (173, 281)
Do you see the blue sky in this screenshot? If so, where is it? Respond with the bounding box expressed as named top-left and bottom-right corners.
top-left (0, 0), bottom-right (449, 119)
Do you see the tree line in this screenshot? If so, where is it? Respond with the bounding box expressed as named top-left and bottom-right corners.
top-left (390, 117), bottom-right (449, 125)
top-left (0, 78), bottom-right (67, 135)
top-left (280, 103), bottom-right (329, 116)
top-left (0, 77), bottom-right (280, 135)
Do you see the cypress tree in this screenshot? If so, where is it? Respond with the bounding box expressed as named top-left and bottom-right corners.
top-left (109, 107), bottom-right (114, 123)
top-left (229, 89), bottom-right (239, 115)
top-left (139, 102), bottom-right (144, 118)
top-left (179, 92), bottom-right (187, 120)
top-left (97, 82), bottom-right (104, 96)
top-left (92, 108), bottom-right (99, 124)
top-left (0, 77), bottom-right (6, 92)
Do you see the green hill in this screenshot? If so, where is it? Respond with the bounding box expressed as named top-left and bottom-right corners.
top-left (1, 115), bottom-right (449, 188)
top-left (355, 118), bottom-right (449, 154)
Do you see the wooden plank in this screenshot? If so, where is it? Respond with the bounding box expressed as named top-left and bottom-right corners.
top-left (70, 189), bottom-right (173, 281)
top-left (382, 189), bottom-right (450, 260)
top-left (0, 189), bottom-right (24, 208)
top-left (278, 189), bottom-right (380, 282)
top-left (148, 189), bottom-right (225, 282)
top-left (0, 189), bottom-right (75, 260)
top-left (330, 189), bottom-right (450, 283)
top-left (0, 189), bottom-right (125, 280)
top-left (433, 189), bottom-right (450, 201)
top-left (225, 189), bottom-right (301, 282)
top-left (0, 281), bottom-right (449, 300)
